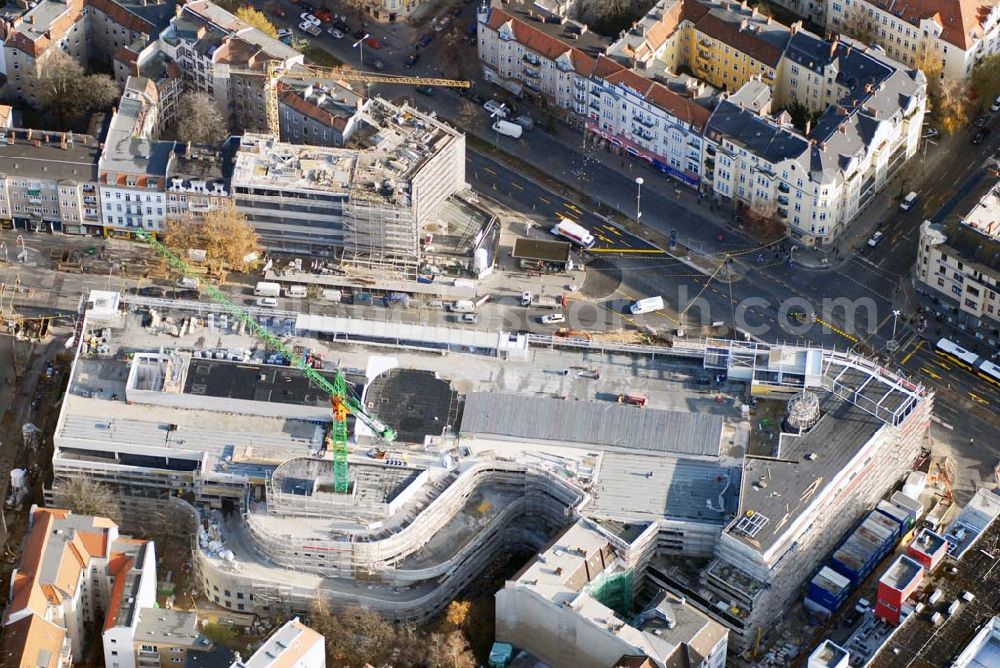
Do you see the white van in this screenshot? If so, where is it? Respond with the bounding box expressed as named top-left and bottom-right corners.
top-left (284, 285), bottom-right (308, 299)
top-left (450, 299), bottom-right (476, 313)
top-left (177, 276), bottom-right (200, 289)
top-left (899, 191), bottom-right (917, 211)
top-left (630, 295), bottom-right (664, 315)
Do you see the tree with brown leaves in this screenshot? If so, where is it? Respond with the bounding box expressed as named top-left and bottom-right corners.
top-left (164, 206), bottom-right (261, 277)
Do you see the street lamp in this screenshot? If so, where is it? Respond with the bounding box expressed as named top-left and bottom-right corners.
top-left (489, 103), bottom-right (507, 153)
top-left (353, 33), bottom-right (370, 67)
top-left (635, 177), bottom-right (644, 221)
top-left (887, 309), bottom-right (902, 353)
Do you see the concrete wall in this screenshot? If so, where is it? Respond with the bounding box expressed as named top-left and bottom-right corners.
top-left (495, 587), bottom-right (637, 668)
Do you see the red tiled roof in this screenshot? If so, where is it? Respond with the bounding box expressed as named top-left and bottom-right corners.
top-left (692, 12), bottom-right (784, 66)
top-left (861, 0), bottom-right (987, 49)
top-left (278, 83), bottom-right (349, 132)
top-left (1, 614), bottom-right (67, 668)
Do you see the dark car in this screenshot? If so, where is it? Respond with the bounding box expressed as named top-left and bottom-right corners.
top-left (974, 114), bottom-right (990, 128)
top-left (415, 85), bottom-right (435, 96)
top-left (333, 19), bottom-right (349, 32)
top-left (300, 0), bottom-right (314, 11)
top-left (972, 128), bottom-right (991, 145)
top-left (352, 28), bottom-right (366, 39)
top-left (418, 33), bottom-right (433, 47)
top-left (405, 53), bottom-right (420, 68)
top-left (173, 289), bottom-right (200, 300)
top-left (137, 286), bottom-right (165, 297)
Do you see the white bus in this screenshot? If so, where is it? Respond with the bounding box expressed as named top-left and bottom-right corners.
top-left (551, 218), bottom-right (595, 249)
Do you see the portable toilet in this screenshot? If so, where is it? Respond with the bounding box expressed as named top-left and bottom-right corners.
top-left (489, 642), bottom-right (514, 668)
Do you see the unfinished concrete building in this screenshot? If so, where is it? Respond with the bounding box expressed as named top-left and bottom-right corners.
top-left (230, 97), bottom-right (466, 269)
top-left (47, 292), bottom-right (932, 662)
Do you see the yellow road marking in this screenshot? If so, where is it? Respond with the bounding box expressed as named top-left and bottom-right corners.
top-left (934, 360), bottom-right (951, 371)
top-left (814, 316), bottom-right (859, 343)
top-left (604, 226), bottom-right (622, 236)
top-left (969, 392), bottom-right (989, 406)
top-left (483, 167), bottom-right (496, 175)
top-left (565, 202), bottom-right (581, 212)
top-left (901, 340), bottom-right (924, 365)
top-left (538, 195), bottom-right (551, 204)
top-left (511, 182), bottom-right (523, 190)
top-left (920, 367), bottom-right (941, 380)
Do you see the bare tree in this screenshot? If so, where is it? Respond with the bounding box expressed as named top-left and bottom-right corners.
top-left (37, 52), bottom-right (119, 124)
top-left (57, 477), bottom-right (122, 524)
top-left (164, 206), bottom-right (262, 278)
top-left (456, 100), bottom-right (484, 131)
top-left (971, 54), bottom-right (1000, 113)
top-left (425, 631), bottom-right (476, 668)
top-left (176, 92), bottom-right (228, 147)
top-left (839, 4), bottom-right (876, 45)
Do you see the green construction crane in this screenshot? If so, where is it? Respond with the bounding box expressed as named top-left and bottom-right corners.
top-left (135, 229), bottom-right (396, 492)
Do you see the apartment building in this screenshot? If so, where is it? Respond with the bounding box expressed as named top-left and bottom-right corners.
top-left (231, 618), bottom-right (325, 668)
top-left (477, 0), bottom-right (926, 247)
top-left (826, 0), bottom-right (1000, 80)
top-left (165, 143), bottom-right (232, 218)
top-left (1, 508), bottom-right (156, 667)
top-left (0, 0), bottom-right (173, 105)
top-left (916, 178), bottom-right (1000, 333)
top-left (158, 0), bottom-right (303, 132)
top-left (278, 76), bottom-right (366, 148)
top-left (0, 128), bottom-right (103, 234)
top-left (232, 97), bottom-right (465, 265)
top-left (496, 520), bottom-right (729, 668)
top-left (98, 81), bottom-right (175, 236)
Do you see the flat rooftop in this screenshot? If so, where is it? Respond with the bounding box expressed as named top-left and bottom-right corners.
top-left (183, 357), bottom-right (355, 408)
top-left (809, 640), bottom-right (849, 667)
top-left (460, 393), bottom-right (723, 456)
top-left (588, 454), bottom-right (734, 523)
top-left (880, 555), bottom-right (922, 591)
top-left (365, 368), bottom-right (457, 444)
top-left (729, 394), bottom-right (884, 552)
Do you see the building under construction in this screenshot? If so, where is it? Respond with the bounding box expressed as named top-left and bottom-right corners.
top-left (47, 293), bottom-right (934, 661)
top-left (230, 97), bottom-right (466, 272)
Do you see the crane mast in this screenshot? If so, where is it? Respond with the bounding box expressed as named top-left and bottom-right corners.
top-left (134, 229), bottom-right (396, 493)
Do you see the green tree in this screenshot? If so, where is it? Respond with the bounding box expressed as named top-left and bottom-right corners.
top-left (236, 6), bottom-right (278, 38)
top-left (201, 622), bottom-right (238, 647)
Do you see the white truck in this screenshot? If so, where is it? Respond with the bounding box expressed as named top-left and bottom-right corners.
top-left (551, 218), bottom-right (595, 249)
top-left (254, 281), bottom-right (281, 298)
top-left (492, 120), bottom-right (523, 139)
top-left (521, 291), bottom-right (562, 309)
top-left (449, 299), bottom-right (476, 313)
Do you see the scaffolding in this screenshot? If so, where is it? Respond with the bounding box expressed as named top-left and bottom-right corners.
top-left (584, 568), bottom-right (634, 617)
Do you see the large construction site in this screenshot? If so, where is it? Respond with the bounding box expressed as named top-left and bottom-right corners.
top-left (45, 290), bottom-right (934, 663)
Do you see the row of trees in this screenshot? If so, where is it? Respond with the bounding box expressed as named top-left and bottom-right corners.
top-left (840, 7), bottom-right (1000, 133)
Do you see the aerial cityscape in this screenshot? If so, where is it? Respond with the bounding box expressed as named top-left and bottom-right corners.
top-left (0, 0), bottom-right (997, 665)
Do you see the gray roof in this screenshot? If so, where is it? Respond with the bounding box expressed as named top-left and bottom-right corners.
top-left (99, 97), bottom-right (175, 177)
top-left (0, 130), bottom-right (101, 182)
top-left (729, 394), bottom-right (884, 552)
top-left (706, 101), bottom-right (809, 166)
top-left (588, 453), bottom-right (735, 523)
top-left (135, 608), bottom-right (206, 648)
top-left (460, 392), bottom-right (723, 456)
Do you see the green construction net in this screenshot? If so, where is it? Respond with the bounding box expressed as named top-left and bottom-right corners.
top-left (583, 568), bottom-right (634, 616)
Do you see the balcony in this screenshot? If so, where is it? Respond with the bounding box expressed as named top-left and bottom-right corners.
top-left (705, 158), bottom-right (715, 169)
top-left (589, 100), bottom-right (600, 111)
top-left (777, 182), bottom-right (790, 193)
top-left (632, 115), bottom-right (655, 128)
top-left (705, 170), bottom-right (714, 181)
top-left (706, 145), bottom-right (716, 157)
top-left (523, 66), bottom-right (539, 79)
top-left (574, 79), bottom-right (585, 90)
top-left (777, 195), bottom-right (789, 206)
top-left (522, 54), bottom-right (541, 66)
top-left (777, 208), bottom-right (788, 218)
top-left (697, 49), bottom-right (711, 61)
top-left (574, 93), bottom-right (586, 103)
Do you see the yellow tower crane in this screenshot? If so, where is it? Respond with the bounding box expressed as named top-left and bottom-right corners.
top-left (253, 61), bottom-right (470, 137)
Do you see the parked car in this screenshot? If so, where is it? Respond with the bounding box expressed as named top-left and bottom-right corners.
top-left (974, 114), bottom-right (990, 128)
top-left (540, 313), bottom-right (565, 325)
top-left (363, 36), bottom-right (383, 49)
top-left (256, 297), bottom-right (278, 308)
top-left (459, 313), bottom-right (478, 324)
top-left (270, 6), bottom-right (286, 18)
top-left (137, 286), bottom-right (165, 297)
top-left (333, 18), bottom-right (350, 32)
top-left (327, 28), bottom-right (343, 38)
top-left (315, 8), bottom-right (332, 22)
top-left (972, 127), bottom-right (991, 145)
top-left (418, 33), bottom-right (433, 47)
top-left (404, 53), bottom-right (419, 68)
top-left (992, 95), bottom-right (1000, 112)
top-left (483, 99), bottom-right (507, 117)
top-left (922, 127), bottom-right (939, 139)
top-left (867, 230), bottom-right (884, 247)
top-left (415, 85), bottom-right (435, 96)
top-left (352, 28), bottom-right (366, 38)
top-left (300, 12), bottom-right (320, 25)
top-left (367, 59), bottom-right (384, 70)
top-left (174, 289), bottom-right (200, 300)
